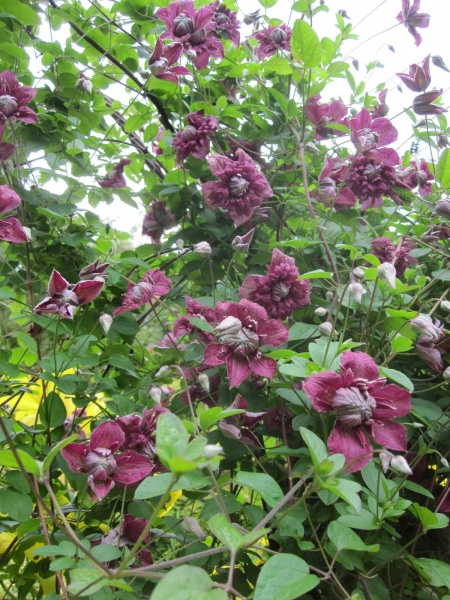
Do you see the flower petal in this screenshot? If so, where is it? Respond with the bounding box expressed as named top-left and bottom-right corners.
top-left (0, 218), bottom-right (29, 243)
top-left (248, 355), bottom-right (277, 380)
top-left (61, 443), bottom-right (89, 472)
top-left (328, 422), bottom-right (373, 473)
top-left (114, 450), bottom-right (154, 485)
top-left (48, 269), bottom-right (69, 296)
top-left (303, 371), bottom-right (343, 412)
top-left (90, 421), bottom-right (125, 452)
top-left (89, 476), bottom-right (115, 501)
top-left (340, 351), bottom-right (379, 381)
top-left (370, 420), bottom-right (408, 452)
top-left (371, 384), bottom-right (411, 419)
top-left (226, 355), bottom-right (251, 388)
top-left (72, 279), bottom-right (104, 305)
top-left (258, 319), bottom-right (289, 347)
top-left (203, 342), bottom-right (230, 366)
top-left (0, 185), bottom-right (21, 215)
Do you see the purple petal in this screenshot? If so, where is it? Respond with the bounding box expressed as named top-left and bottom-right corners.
top-left (371, 117), bottom-right (398, 147)
top-left (194, 7), bottom-right (214, 30)
top-left (89, 477), bottom-right (115, 501)
top-left (248, 355), bottom-right (277, 380)
top-left (257, 319), bottom-right (289, 347)
top-left (203, 342), bottom-right (230, 366)
top-left (238, 298), bottom-right (268, 323)
top-left (226, 355), bottom-right (251, 388)
top-left (90, 421), bottom-right (125, 452)
top-left (164, 41), bottom-right (184, 65)
top-left (303, 371), bottom-right (343, 412)
top-left (340, 351), bottom-right (379, 381)
top-left (72, 279), bottom-right (104, 305)
top-left (15, 106), bottom-right (38, 124)
top-left (0, 218), bottom-right (28, 243)
top-left (0, 142), bottom-right (15, 160)
top-left (61, 443), bottom-right (89, 472)
top-left (328, 422), bottom-right (373, 473)
top-left (0, 185), bottom-right (21, 214)
top-left (371, 384), bottom-right (411, 419)
top-left (48, 269), bottom-right (69, 296)
top-left (370, 420), bottom-right (408, 452)
top-left (114, 450), bottom-right (154, 485)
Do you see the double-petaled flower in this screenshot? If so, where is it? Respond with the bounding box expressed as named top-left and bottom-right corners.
top-left (99, 158), bottom-right (132, 189)
top-left (348, 108), bottom-right (398, 164)
top-left (371, 237), bottom-right (417, 275)
top-left (113, 269), bottom-right (171, 316)
top-left (0, 71), bottom-right (38, 139)
top-left (203, 299), bottom-right (288, 387)
top-left (61, 421), bottom-right (154, 500)
top-left (0, 185), bottom-right (29, 243)
top-left (148, 38), bottom-right (190, 84)
top-left (251, 24), bottom-right (291, 60)
top-left (396, 0), bottom-right (430, 47)
top-left (400, 159), bottom-right (433, 196)
top-left (306, 95), bottom-right (348, 140)
top-left (173, 296), bottom-right (216, 343)
top-left (239, 249), bottom-right (311, 319)
top-left (312, 156), bottom-right (356, 210)
top-left (173, 111), bottom-right (218, 163)
top-left (303, 351), bottom-right (412, 472)
top-left (94, 515), bottom-right (152, 567)
top-left (142, 200), bottom-right (177, 244)
top-left (207, 1), bottom-right (240, 46)
top-left (397, 55), bottom-right (431, 92)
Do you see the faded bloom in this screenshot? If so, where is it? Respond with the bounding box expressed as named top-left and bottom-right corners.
top-left (0, 185), bottom-right (29, 243)
top-left (371, 237), bottom-right (417, 276)
top-left (173, 295), bottom-right (216, 343)
top-left (142, 201), bottom-right (177, 244)
top-left (306, 95), bottom-right (348, 140)
top-left (303, 351), bottom-right (412, 472)
top-left (435, 199), bottom-right (450, 219)
top-left (202, 149), bottom-right (272, 227)
top-left (413, 89), bottom-right (447, 116)
top-left (99, 158), bottom-right (132, 189)
top-left (207, 2), bottom-right (240, 45)
top-left (61, 421), bottom-right (153, 500)
top-left (396, 0), bottom-right (430, 47)
top-left (219, 395), bottom-right (266, 448)
top-left (148, 38), bottom-right (190, 84)
top-left (34, 269), bottom-right (104, 319)
top-left (99, 313), bottom-right (113, 335)
top-left (173, 111), bottom-right (218, 163)
top-left (0, 71), bottom-right (38, 139)
top-left (239, 248), bottom-right (311, 319)
top-left (113, 269), bottom-right (171, 316)
top-left (203, 299), bottom-right (288, 387)
top-left (400, 159), bottom-right (433, 196)
top-left (193, 241), bottom-right (212, 255)
top-left (396, 55), bottom-right (431, 92)
top-left (94, 515), bottom-right (152, 567)
top-left (79, 259), bottom-right (109, 281)
top-left (251, 24), bottom-right (291, 60)
top-left (410, 315), bottom-right (443, 342)
top-left (377, 263), bottom-right (397, 289)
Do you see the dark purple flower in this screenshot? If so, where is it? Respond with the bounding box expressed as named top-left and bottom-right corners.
top-left (421, 225), bottom-right (450, 243)
top-left (202, 149), bottom-right (273, 227)
top-left (61, 421), bottom-right (153, 500)
top-left (156, 1), bottom-right (224, 70)
top-left (148, 38), bottom-right (190, 84)
top-left (371, 89), bottom-right (389, 118)
top-left (416, 320), bottom-right (448, 372)
top-left (142, 200), bottom-right (177, 244)
top-left (116, 407), bottom-right (169, 466)
top-left (413, 89), bottom-right (447, 115)
top-left (79, 259), bottom-right (109, 281)
top-left (312, 156), bottom-right (356, 210)
top-left (99, 158), bottom-right (132, 189)
top-left (397, 55), bottom-right (431, 92)
top-left (397, 0), bottom-right (430, 47)
top-left (173, 296), bottom-right (216, 343)
top-left (34, 269), bottom-right (104, 319)
top-left (94, 514), bottom-right (152, 567)
top-left (303, 351), bottom-right (411, 473)
top-left (0, 185), bottom-right (28, 243)
top-left (207, 2), bottom-right (240, 46)
top-left (0, 141), bottom-right (15, 160)
top-left (0, 71), bottom-right (38, 139)
top-left (252, 24), bottom-right (291, 60)
top-left (371, 237), bottom-right (417, 275)
top-left (400, 159), bottom-right (433, 196)
top-left (64, 409), bottom-right (88, 440)
top-left (306, 95), bottom-right (348, 140)
top-left (219, 395), bottom-right (266, 448)
top-left (348, 108), bottom-right (398, 163)
top-left (173, 111), bottom-right (218, 163)
top-left (239, 249), bottom-right (311, 319)
top-left (113, 269), bottom-right (171, 316)
top-left (203, 299), bottom-right (288, 388)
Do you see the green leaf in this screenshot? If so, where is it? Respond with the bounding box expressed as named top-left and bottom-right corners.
top-left (188, 317), bottom-right (214, 333)
top-left (391, 335), bottom-right (413, 354)
top-left (327, 522), bottom-right (380, 552)
top-left (410, 503), bottom-right (449, 532)
top-left (43, 435), bottom-right (79, 475)
top-left (0, 490), bottom-right (33, 522)
top-left (379, 367), bottom-right (414, 392)
top-left (235, 472), bottom-right (284, 508)
top-left (291, 20), bottom-right (322, 68)
top-left (135, 471), bottom-right (210, 499)
top-left (109, 354), bottom-right (136, 372)
top-left (0, 449), bottom-right (40, 476)
top-left (253, 554), bottom-right (319, 600)
top-left (208, 514), bottom-right (243, 551)
top-left (321, 478), bottom-right (362, 513)
top-left (151, 565), bottom-right (227, 600)
top-left (298, 269), bottom-right (332, 280)
top-left (300, 427), bottom-right (327, 469)
top-left (0, 0), bottom-right (40, 25)
top-left (0, 43), bottom-right (29, 61)
top-left (39, 391), bottom-right (67, 428)
top-left (411, 558), bottom-right (450, 589)
top-left (90, 545), bottom-right (122, 562)
top-left (436, 148), bottom-right (450, 188)
top-left (67, 569), bottom-right (111, 597)
top-left (156, 411), bottom-right (189, 466)
top-left (258, 0), bottom-right (278, 7)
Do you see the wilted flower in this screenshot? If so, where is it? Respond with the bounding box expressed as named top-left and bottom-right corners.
top-left (113, 269), bottom-right (171, 316)
top-left (0, 185), bottom-right (29, 243)
top-left (232, 228), bottom-right (255, 253)
top-left (303, 351), bottom-right (412, 472)
top-left (410, 315), bottom-right (443, 342)
top-left (156, 0), bottom-right (224, 69)
top-left (377, 263), bottom-right (397, 289)
top-left (312, 156), bottom-right (356, 210)
top-left (0, 71), bottom-right (38, 138)
top-left (173, 111), bottom-right (218, 163)
top-left (173, 295), bottom-right (216, 343)
top-left (396, 55), bottom-right (431, 92)
top-left (400, 159), bottom-right (433, 196)
top-left (193, 241), bottom-right (212, 255)
top-left (251, 24), bottom-right (291, 60)
top-left (371, 237), bottom-right (417, 276)
top-left (99, 314), bottom-right (113, 335)
top-left (239, 248), bottom-right (311, 319)
top-left (99, 158), bottom-right (132, 189)
top-left (306, 95), bottom-right (348, 140)
top-left (79, 259), bottom-right (109, 281)
top-left (435, 199), bottom-right (450, 219)
top-left (142, 201), bottom-right (177, 244)
top-left (413, 89), bottom-right (447, 116)
top-left (396, 0), bottom-right (430, 47)
top-left (94, 515), bottom-right (152, 567)
top-left (148, 38), bottom-right (190, 83)
top-left (348, 108), bottom-right (398, 163)
top-left (207, 1), bottom-right (240, 45)
top-left (61, 421), bottom-right (153, 500)
top-left (203, 299), bottom-right (288, 387)
top-left (202, 149), bottom-right (272, 227)
top-left (34, 269), bottom-right (104, 319)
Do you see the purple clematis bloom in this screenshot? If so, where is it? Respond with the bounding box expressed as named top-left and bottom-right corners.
top-left (303, 351), bottom-right (412, 473)
top-left (173, 295), bottom-right (216, 343)
top-left (207, 1), bottom-right (240, 46)
top-left (252, 24), bottom-right (291, 60)
top-left (173, 111), bottom-right (218, 163)
top-left (202, 149), bottom-right (273, 227)
top-left (0, 71), bottom-right (38, 139)
top-left (148, 38), bottom-right (190, 83)
top-left (371, 89), bottom-right (389, 118)
top-left (312, 156), bottom-right (357, 210)
top-left (116, 407), bottom-right (169, 469)
top-left (94, 514), bottom-right (152, 567)
top-left (99, 158), bottom-right (132, 189)
top-left (412, 89), bottom-right (447, 115)
top-left (219, 395), bottom-right (266, 448)
top-left (156, 0), bottom-right (224, 70)
top-left (415, 320), bottom-right (448, 372)
top-left (396, 55), bottom-right (431, 92)
top-left (396, 0), bottom-right (430, 47)
top-left (79, 259), bottom-right (109, 281)
top-left (371, 237), bottom-right (417, 275)
top-left (400, 159), bottom-right (434, 196)
top-left (231, 228), bottom-right (255, 254)
top-left (0, 185), bottom-right (28, 243)
top-left (348, 108), bottom-right (398, 164)
top-left (61, 421), bottom-right (153, 501)
top-left (306, 95), bottom-right (348, 140)
top-left (142, 200), bottom-right (177, 244)
top-left (34, 269), bottom-right (104, 319)
top-left (113, 269), bottom-right (171, 316)
top-left (203, 299), bottom-right (288, 388)
top-left (239, 248), bottom-right (311, 319)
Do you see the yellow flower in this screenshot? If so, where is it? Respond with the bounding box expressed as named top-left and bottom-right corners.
top-left (159, 490), bottom-right (182, 516)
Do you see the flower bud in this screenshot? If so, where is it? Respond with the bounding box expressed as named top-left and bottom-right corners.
top-left (377, 262), bottom-right (396, 289)
top-left (99, 313), bottom-right (113, 335)
top-left (215, 316), bottom-right (242, 339)
top-left (176, 239), bottom-right (184, 250)
top-left (441, 456), bottom-right (449, 468)
top-left (193, 241), bottom-right (212, 255)
top-left (432, 55), bottom-right (450, 73)
top-left (305, 142), bottom-right (320, 154)
top-left (318, 322), bottom-right (333, 337)
top-left (76, 77), bottom-right (93, 93)
top-left (352, 267), bottom-right (365, 280)
top-left (410, 315), bottom-right (443, 342)
top-left (315, 307), bottom-right (327, 317)
top-left (441, 300), bottom-right (450, 312)
top-left (379, 450), bottom-right (393, 473)
top-left (352, 58), bottom-right (359, 71)
top-left (390, 455), bottom-right (413, 476)
top-left (22, 226), bottom-right (31, 241)
top-left (173, 14), bottom-right (194, 37)
top-left (155, 365), bottom-right (170, 379)
top-left (202, 444), bottom-right (223, 459)
top-left (443, 366), bottom-right (450, 380)
top-left (438, 134), bottom-right (449, 149)
top-left (348, 281), bottom-right (365, 304)
top-left (150, 387), bottom-right (162, 404)
top-left (435, 199), bottom-right (450, 219)
top-left (182, 517), bottom-right (206, 539)
top-left (232, 228), bottom-right (254, 253)
top-left (197, 373), bottom-right (210, 393)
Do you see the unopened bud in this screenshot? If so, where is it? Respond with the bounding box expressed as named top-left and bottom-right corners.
top-left (193, 241), bottom-right (212, 255)
top-left (76, 78), bottom-right (93, 93)
top-left (432, 55), bottom-right (450, 73)
top-left (338, 9), bottom-right (350, 18)
top-left (182, 517), bottom-right (206, 539)
top-left (325, 291), bottom-right (333, 301)
top-left (438, 134), bottom-right (449, 149)
top-left (315, 307), bottom-right (327, 317)
top-left (155, 365), bottom-right (170, 378)
top-left (377, 262), bottom-right (396, 289)
top-left (441, 456), bottom-right (449, 468)
top-left (197, 373), bottom-right (210, 393)
top-left (232, 228), bottom-right (254, 254)
top-left (435, 199), bottom-right (450, 219)
top-left (352, 267), bottom-right (365, 280)
top-left (443, 366), bottom-right (450, 380)
top-left (352, 58), bottom-right (359, 71)
top-left (305, 142), bottom-right (320, 154)
top-left (202, 444), bottom-right (223, 459)
top-left (410, 315), bottom-right (442, 342)
top-left (390, 455), bottom-right (413, 476)
top-left (22, 226), bottom-right (31, 241)
top-left (176, 239), bottom-right (184, 250)
top-left (348, 281), bottom-right (365, 304)
top-left (380, 450), bottom-right (393, 473)
top-left (388, 45), bottom-right (395, 52)
top-left (99, 313), bottom-right (113, 335)
top-left (318, 322), bottom-right (333, 337)
top-left (150, 387), bottom-right (162, 404)
top-left (440, 300), bottom-right (450, 311)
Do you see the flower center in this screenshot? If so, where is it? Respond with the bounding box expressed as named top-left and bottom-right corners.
top-left (331, 386), bottom-right (376, 426)
top-left (216, 316), bottom-right (259, 355)
top-left (0, 95), bottom-right (18, 117)
top-left (61, 289), bottom-right (80, 305)
top-left (271, 280), bottom-right (291, 301)
top-left (132, 281), bottom-right (154, 303)
top-left (319, 177), bottom-right (337, 201)
top-left (362, 163), bottom-right (382, 181)
top-left (190, 27), bottom-right (207, 45)
top-left (182, 125), bottom-right (198, 142)
top-left (355, 129), bottom-right (379, 153)
top-left (214, 12), bottom-right (229, 26)
top-left (229, 174), bottom-right (250, 197)
top-left (269, 27), bottom-right (288, 46)
top-left (173, 14), bottom-right (194, 37)
top-left (149, 58), bottom-right (168, 75)
top-left (84, 447), bottom-right (117, 480)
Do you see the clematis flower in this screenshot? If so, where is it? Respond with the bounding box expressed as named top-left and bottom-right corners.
top-left (370, 237), bottom-right (417, 275)
top-left (396, 55), bottom-right (431, 92)
top-left (94, 515), bottom-right (152, 567)
top-left (251, 24), bottom-right (291, 60)
top-left (303, 351), bottom-right (412, 473)
top-left (116, 407), bottom-right (169, 469)
top-left (173, 295), bottom-right (216, 343)
top-left (156, 0), bottom-right (224, 70)
top-left (113, 270), bottom-right (171, 316)
top-left (399, 159), bottom-right (433, 196)
top-left (99, 158), bottom-right (132, 188)
top-left (61, 421), bottom-right (153, 500)
top-left (411, 315), bottom-right (443, 341)
top-left (412, 89), bottom-right (447, 116)
top-left (0, 71), bottom-right (38, 139)
top-left (0, 141), bottom-right (15, 160)
top-left (371, 89), bottom-right (389, 118)
top-left (149, 38), bottom-right (190, 83)
top-left (173, 111), bottom-right (218, 163)
top-left (396, 0), bottom-right (430, 47)
top-left (207, 1), bottom-right (240, 45)
top-left (0, 185), bottom-right (29, 243)
top-left (202, 149), bottom-right (273, 227)
top-left (348, 108), bottom-right (398, 164)
top-left (421, 225), bottom-right (450, 243)
top-left (34, 269), bottom-right (104, 319)
top-left (312, 156), bottom-right (356, 210)
top-left (239, 248), bottom-right (311, 319)
top-left (79, 259), bottom-right (109, 281)
top-left (306, 95), bottom-right (348, 140)
top-left (219, 395), bottom-right (266, 448)
top-left (203, 299), bottom-right (288, 387)
top-left (415, 320), bottom-right (448, 372)
top-left (142, 200), bottom-right (177, 244)
top-left (232, 228), bottom-right (255, 253)
top-left (179, 367), bottom-right (220, 406)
